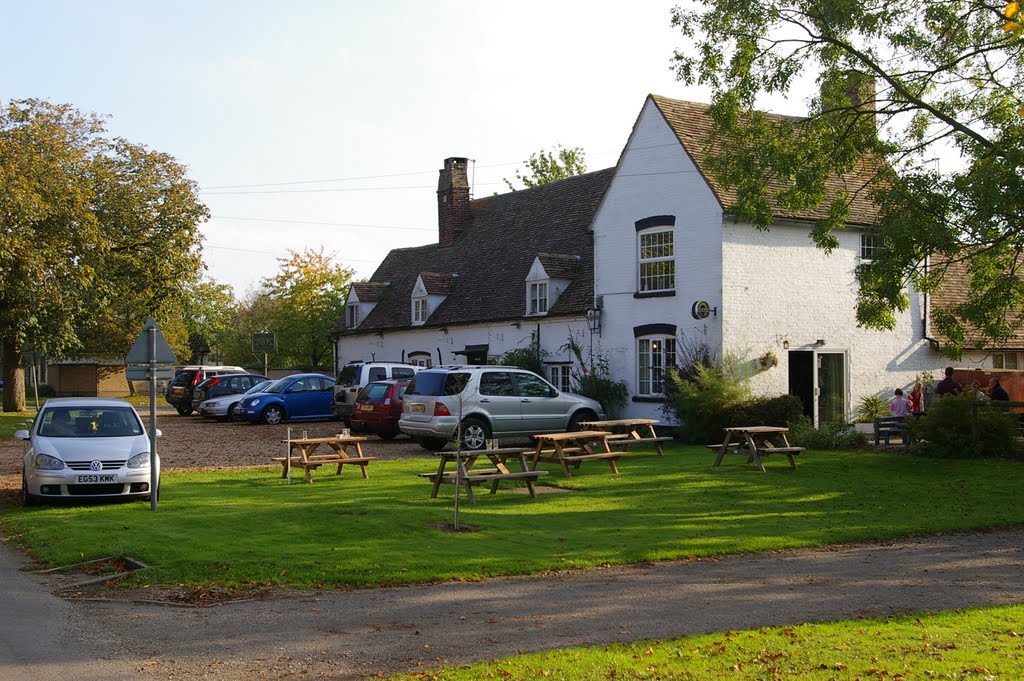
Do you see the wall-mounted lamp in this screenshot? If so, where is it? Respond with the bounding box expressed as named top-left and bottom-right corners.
top-left (782, 340), bottom-right (789, 350)
top-left (586, 307), bottom-right (602, 334)
top-left (815, 339), bottom-right (826, 346)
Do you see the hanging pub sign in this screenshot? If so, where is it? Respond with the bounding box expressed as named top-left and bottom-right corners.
top-left (691, 300), bottom-right (716, 320)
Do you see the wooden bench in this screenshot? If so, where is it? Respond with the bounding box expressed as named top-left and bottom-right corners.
top-left (873, 416), bottom-right (909, 446)
top-left (755, 446), bottom-right (804, 469)
top-left (561, 451), bottom-right (624, 474)
top-left (272, 455), bottom-right (378, 483)
top-left (419, 450), bottom-right (549, 501)
top-left (617, 436), bottom-right (673, 455)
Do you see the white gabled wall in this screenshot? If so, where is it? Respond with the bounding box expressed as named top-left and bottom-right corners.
top-left (592, 97), bottom-right (725, 421)
top-left (722, 221), bottom-right (949, 414)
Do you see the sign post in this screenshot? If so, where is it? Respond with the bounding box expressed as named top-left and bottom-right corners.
top-left (252, 333), bottom-right (276, 377)
top-left (126, 319), bottom-right (177, 511)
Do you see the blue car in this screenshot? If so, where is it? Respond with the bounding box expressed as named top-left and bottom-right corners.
top-left (235, 373), bottom-right (336, 425)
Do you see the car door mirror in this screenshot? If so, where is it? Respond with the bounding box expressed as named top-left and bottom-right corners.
top-left (14, 429), bottom-right (29, 440)
top-left (155, 429), bottom-right (162, 439)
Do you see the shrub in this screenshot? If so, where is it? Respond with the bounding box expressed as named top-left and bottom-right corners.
top-left (559, 332), bottom-right (629, 417)
top-left (663, 364), bottom-right (750, 444)
top-left (500, 331), bottom-right (547, 376)
top-left (905, 394), bottom-right (1021, 458)
top-left (856, 394), bottom-right (890, 423)
top-left (787, 416), bottom-right (867, 450)
top-left (724, 394), bottom-right (805, 429)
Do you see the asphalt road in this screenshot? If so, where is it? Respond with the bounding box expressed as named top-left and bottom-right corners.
top-left (2, 527), bottom-right (1022, 679)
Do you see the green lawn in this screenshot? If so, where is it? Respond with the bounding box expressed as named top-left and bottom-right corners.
top-left (1, 444), bottom-right (1021, 589)
top-left (386, 604), bottom-right (1024, 680)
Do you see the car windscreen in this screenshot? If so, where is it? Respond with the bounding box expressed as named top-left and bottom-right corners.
top-left (336, 364), bottom-right (359, 386)
top-left (243, 380), bottom-right (273, 395)
top-left (406, 372), bottom-right (469, 396)
top-left (357, 383), bottom-right (391, 403)
top-left (38, 406), bottom-right (143, 438)
top-left (262, 377), bottom-right (293, 394)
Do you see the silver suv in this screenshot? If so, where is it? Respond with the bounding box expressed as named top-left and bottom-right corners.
top-left (399, 366), bottom-right (605, 451)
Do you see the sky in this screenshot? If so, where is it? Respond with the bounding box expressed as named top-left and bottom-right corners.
top-left (2, 1), bottom-right (816, 297)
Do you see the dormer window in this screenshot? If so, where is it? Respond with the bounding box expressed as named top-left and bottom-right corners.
top-left (529, 282), bottom-right (548, 315)
top-left (412, 296), bottom-right (427, 325)
top-left (347, 304), bottom-right (360, 328)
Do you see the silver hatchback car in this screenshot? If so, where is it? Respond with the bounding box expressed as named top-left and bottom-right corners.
top-left (399, 366), bottom-right (605, 451)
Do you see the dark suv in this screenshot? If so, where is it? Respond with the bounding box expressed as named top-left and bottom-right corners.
top-left (165, 365), bottom-right (245, 415)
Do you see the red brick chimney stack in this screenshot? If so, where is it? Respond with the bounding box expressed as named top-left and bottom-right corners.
top-left (437, 157), bottom-right (470, 247)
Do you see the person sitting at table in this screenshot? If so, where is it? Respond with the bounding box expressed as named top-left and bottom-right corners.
top-left (990, 377), bottom-right (1011, 401)
top-left (889, 388), bottom-right (911, 420)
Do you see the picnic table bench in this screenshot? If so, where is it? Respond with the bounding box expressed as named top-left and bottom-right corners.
top-left (530, 431), bottom-right (625, 477)
top-left (579, 418), bottom-right (672, 456)
top-left (707, 426), bottom-right (803, 472)
top-left (873, 415), bottom-right (912, 446)
top-left (419, 447), bottom-right (548, 503)
top-left (273, 434), bottom-right (377, 484)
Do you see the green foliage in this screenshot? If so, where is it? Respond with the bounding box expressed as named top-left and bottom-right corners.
top-left (561, 332), bottom-right (629, 417)
top-left (787, 416), bottom-right (867, 450)
top-left (260, 247), bottom-right (353, 371)
top-left (0, 99), bottom-right (208, 409)
top-left (663, 364), bottom-right (750, 444)
top-left (503, 144), bottom-right (587, 190)
top-left (907, 394), bottom-right (1022, 458)
top-left (499, 330), bottom-right (546, 376)
top-left (671, 1), bottom-right (1024, 356)
top-left (725, 394), bottom-right (805, 429)
top-left (856, 394), bottom-right (890, 423)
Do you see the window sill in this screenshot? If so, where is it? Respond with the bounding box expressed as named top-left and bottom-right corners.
top-left (633, 291), bottom-right (676, 299)
top-left (632, 395), bottom-right (667, 403)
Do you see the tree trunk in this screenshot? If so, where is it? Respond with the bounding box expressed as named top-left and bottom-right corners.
top-left (2, 339), bottom-right (26, 412)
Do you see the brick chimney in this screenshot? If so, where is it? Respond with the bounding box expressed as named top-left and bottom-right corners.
top-left (437, 157), bottom-right (469, 247)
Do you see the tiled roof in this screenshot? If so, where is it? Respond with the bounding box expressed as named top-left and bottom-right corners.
top-left (649, 95), bottom-right (883, 227)
top-left (418, 271), bottom-right (456, 295)
top-left (928, 258), bottom-right (1024, 349)
top-left (332, 168), bottom-right (614, 336)
top-left (351, 282), bottom-right (389, 303)
top-left (536, 253), bottom-right (582, 280)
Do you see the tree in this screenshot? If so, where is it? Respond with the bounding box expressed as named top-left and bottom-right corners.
top-left (0, 99), bottom-right (208, 410)
top-left (503, 144), bottom-right (587, 190)
top-left (671, 1), bottom-right (1024, 356)
top-left (261, 247), bottom-right (353, 371)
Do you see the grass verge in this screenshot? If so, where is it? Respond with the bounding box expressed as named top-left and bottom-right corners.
top-left (386, 604), bottom-right (1024, 679)
top-left (1, 445), bottom-right (1021, 589)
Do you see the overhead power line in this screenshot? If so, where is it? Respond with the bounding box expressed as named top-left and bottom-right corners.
top-left (212, 216), bottom-right (433, 231)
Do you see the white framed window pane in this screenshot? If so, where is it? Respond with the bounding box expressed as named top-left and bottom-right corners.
top-left (638, 339), bottom-right (651, 395)
top-left (638, 230), bottom-right (675, 292)
top-left (1008, 353), bottom-right (1019, 370)
top-left (861, 233), bottom-right (877, 260)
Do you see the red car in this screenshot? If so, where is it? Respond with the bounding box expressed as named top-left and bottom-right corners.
top-left (350, 379), bottom-right (410, 440)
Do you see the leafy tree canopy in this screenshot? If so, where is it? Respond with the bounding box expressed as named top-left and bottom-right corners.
top-left (0, 99), bottom-right (208, 409)
top-left (504, 144), bottom-right (587, 190)
top-left (260, 247), bottom-right (354, 371)
top-left (671, 0), bottom-right (1024, 356)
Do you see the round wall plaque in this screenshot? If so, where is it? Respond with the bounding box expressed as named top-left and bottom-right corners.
top-left (691, 300), bottom-right (711, 319)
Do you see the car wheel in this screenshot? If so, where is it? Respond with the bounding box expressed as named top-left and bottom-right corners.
top-left (568, 410), bottom-right (596, 432)
top-left (21, 473), bottom-right (39, 507)
top-left (417, 437), bottom-right (448, 452)
top-left (460, 417), bottom-right (490, 451)
top-left (226, 403), bottom-right (238, 421)
top-left (262, 405), bottom-right (285, 425)
top-left (378, 431), bottom-right (397, 441)
top-left (175, 405), bottom-right (193, 416)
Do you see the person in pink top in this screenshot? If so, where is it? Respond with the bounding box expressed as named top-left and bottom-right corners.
top-left (889, 388), bottom-right (911, 419)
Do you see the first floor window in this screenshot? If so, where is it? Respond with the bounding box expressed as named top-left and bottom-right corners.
top-left (409, 353), bottom-right (432, 368)
top-left (638, 229), bottom-right (675, 292)
top-left (638, 336), bottom-right (676, 396)
top-left (860, 232), bottom-right (879, 261)
top-left (529, 282), bottom-right (548, 315)
top-left (413, 297), bottom-right (427, 324)
top-left (549, 364), bottom-right (571, 392)
top-left (347, 304), bottom-right (360, 328)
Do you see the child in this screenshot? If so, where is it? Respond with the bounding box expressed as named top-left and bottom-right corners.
top-left (889, 388), bottom-right (911, 419)
top-left (909, 382), bottom-right (923, 412)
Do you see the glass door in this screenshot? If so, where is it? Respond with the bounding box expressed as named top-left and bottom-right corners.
top-left (816, 352), bottom-right (847, 424)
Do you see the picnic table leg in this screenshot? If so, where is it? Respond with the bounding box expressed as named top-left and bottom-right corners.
top-left (455, 456), bottom-right (475, 505)
top-left (557, 444), bottom-right (573, 478)
top-left (713, 433), bottom-right (733, 467)
top-left (429, 456), bottom-right (448, 498)
top-left (747, 436), bottom-right (766, 473)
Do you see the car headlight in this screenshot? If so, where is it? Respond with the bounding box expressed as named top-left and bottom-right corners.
top-left (34, 453), bottom-right (65, 470)
top-left (127, 452), bottom-right (151, 469)
top-left (249, 398), bottom-right (260, 407)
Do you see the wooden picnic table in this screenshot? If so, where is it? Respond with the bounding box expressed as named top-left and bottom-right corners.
top-left (578, 418), bottom-right (672, 456)
top-left (273, 434), bottom-right (377, 484)
top-left (418, 447), bottom-right (548, 503)
top-left (707, 426), bottom-right (803, 472)
top-left (529, 430), bottom-right (625, 478)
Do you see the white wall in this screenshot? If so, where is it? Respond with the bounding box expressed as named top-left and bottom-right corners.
top-left (591, 98), bottom-right (725, 420)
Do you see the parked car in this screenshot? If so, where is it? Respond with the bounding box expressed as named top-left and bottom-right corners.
top-left (190, 373), bottom-right (268, 412)
top-left (350, 379), bottom-right (411, 440)
top-left (333, 361), bottom-right (422, 423)
top-left (15, 397), bottom-right (159, 505)
top-left (196, 379), bottom-right (273, 421)
top-left (235, 373), bottom-right (335, 425)
top-left (399, 366), bottom-right (605, 451)
top-left (165, 365), bottom-right (245, 416)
